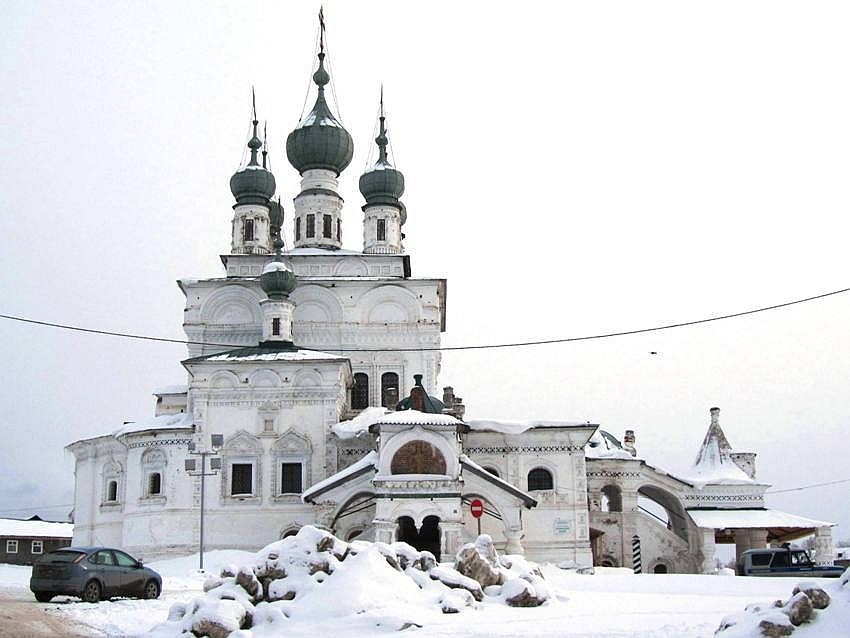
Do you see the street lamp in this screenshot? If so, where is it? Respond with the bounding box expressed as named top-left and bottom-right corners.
top-left (185, 434), bottom-right (223, 571)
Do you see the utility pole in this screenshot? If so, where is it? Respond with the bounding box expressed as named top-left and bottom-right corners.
top-left (185, 435), bottom-right (223, 571)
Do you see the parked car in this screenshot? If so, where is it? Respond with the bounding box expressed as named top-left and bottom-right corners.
top-left (737, 547), bottom-right (845, 578)
top-left (30, 546), bottom-right (161, 603)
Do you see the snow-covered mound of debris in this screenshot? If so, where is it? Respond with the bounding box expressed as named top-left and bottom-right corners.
top-left (715, 566), bottom-right (850, 637)
top-left (149, 527), bottom-right (551, 637)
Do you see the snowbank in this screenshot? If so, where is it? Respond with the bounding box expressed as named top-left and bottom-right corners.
top-left (716, 567), bottom-right (850, 637)
top-left (147, 526), bottom-right (553, 637)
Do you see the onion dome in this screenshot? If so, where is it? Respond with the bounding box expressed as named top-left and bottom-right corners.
top-left (230, 98), bottom-right (276, 205)
top-left (260, 214), bottom-right (296, 299)
top-left (396, 375), bottom-right (445, 414)
top-left (286, 52), bottom-right (353, 175)
top-left (260, 259), bottom-right (297, 300)
top-left (359, 95), bottom-right (405, 215)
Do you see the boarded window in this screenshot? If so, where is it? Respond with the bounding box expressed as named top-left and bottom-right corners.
top-left (381, 372), bottom-right (399, 408)
top-left (272, 317), bottom-right (281, 336)
top-left (391, 440), bottom-right (447, 475)
top-left (281, 463), bottom-right (302, 494)
top-left (243, 218), bottom-right (255, 241)
top-left (231, 463), bottom-right (253, 495)
top-left (527, 468), bottom-right (553, 491)
top-left (306, 214), bottom-right (315, 238)
top-left (323, 214), bottom-right (332, 238)
top-left (107, 480), bottom-right (118, 502)
top-left (295, 217), bottom-right (301, 240)
top-left (148, 472), bottom-right (162, 496)
top-left (352, 373), bottom-right (369, 409)
top-left (377, 218), bottom-right (386, 241)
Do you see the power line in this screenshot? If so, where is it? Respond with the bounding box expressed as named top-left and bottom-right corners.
top-left (1, 285), bottom-right (847, 353)
top-left (766, 477), bottom-right (850, 495)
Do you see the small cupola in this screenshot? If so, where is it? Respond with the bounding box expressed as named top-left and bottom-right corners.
top-left (230, 91), bottom-right (276, 255)
top-left (258, 223), bottom-right (298, 346)
top-left (396, 374), bottom-right (445, 414)
top-left (360, 89), bottom-right (406, 254)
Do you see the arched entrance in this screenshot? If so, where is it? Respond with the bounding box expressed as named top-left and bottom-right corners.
top-left (397, 515), bottom-right (441, 560)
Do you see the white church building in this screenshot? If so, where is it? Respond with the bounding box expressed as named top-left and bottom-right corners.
top-left (67, 20), bottom-right (834, 572)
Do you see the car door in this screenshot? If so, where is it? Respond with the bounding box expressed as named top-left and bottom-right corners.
top-left (114, 550), bottom-right (145, 594)
top-left (91, 550), bottom-right (123, 596)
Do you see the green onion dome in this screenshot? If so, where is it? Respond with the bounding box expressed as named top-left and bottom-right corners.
top-left (286, 53), bottom-right (353, 176)
top-left (230, 119), bottom-right (276, 205)
top-left (259, 260), bottom-right (297, 300)
top-left (359, 97), bottom-right (405, 217)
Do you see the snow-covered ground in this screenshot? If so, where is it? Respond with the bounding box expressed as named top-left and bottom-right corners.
top-left (4, 553), bottom-right (847, 637)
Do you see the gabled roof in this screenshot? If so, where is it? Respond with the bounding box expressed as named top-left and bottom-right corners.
top-left (302, 451), bottom-right (379, 503)
top-left (459, 454), bottom-right (537, 508)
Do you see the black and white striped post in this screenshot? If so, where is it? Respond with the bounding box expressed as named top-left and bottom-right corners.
top-left (631, 535), bottom-right (642, 573)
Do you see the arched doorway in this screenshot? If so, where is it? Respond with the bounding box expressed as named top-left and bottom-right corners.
top-left (396, 515), bottom-right (441, 560)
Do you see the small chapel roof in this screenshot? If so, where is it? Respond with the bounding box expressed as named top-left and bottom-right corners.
top-left (680, 407), bottom-right (754, 487)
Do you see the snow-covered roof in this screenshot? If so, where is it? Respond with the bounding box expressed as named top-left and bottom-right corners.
top-left (684, 408), bottom-right (754, 487)
top-left (113, 411), bottom-right (193, 437)
top-left (687, 508), bottom-right (834, 530)
top-left (466, 418), bottom-right (592, 435)
top-left (201, 349), bottom-right (345, 362)
top-left (284, 247), bottom-right (363, 256)
top-left (152, 385), bottom-right (187, 396)
top-left (302, 451), bottom-right (379, 502)
top-left (332, 408), bottom-right (461, 439)
top-left (459, 454), bottom-right (537, 508)
top-left (585, 429), bottom-right (637, 460)
top-left (0, 518), bottom-right (73, 538)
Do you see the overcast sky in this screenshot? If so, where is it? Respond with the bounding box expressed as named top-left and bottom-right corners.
top-left (1, 1), bottom-right (848, 546)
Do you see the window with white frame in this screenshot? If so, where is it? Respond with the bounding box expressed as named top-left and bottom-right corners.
top-left (220, 432), bottom-right (263, 500)
top-left (271, 430), bottom-right (311, 500)
top-left (231, 463), bottom-right (254, 495)
top-left (32, 540), bottom-right (43, 554)
top-left (6, 540), bottom-right (18, 553)
top-left (106, 480), bottom-right (118, 501)
top-left (141, 448), bottom-right (166, 500)
top-left (280, 462), bottom-right (303, 494)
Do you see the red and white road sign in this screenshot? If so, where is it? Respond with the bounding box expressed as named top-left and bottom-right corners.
top-left (470, 499), bottom-right (484, 518)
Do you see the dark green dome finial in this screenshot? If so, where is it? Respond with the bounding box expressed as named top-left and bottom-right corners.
top-left (359, 87), bottom-right (405, 218)
top-left (231, 89), bottom-right (276, 205)
top-left (286, 13), bottom-right (353, 176)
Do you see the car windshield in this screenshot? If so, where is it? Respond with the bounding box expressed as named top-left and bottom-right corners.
top-left (791, 551), bottom-right (811, 565)
top-left (42, 551), bottom-right (85, 563)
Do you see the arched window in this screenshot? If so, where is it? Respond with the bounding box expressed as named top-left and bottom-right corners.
top-left (381, 372), bottom-right (399, 408)
top-left (107, 480), bottom-right (118, 502)
top-left (243, 218), bottom-right (254, 241)
top-left (352, 373), bottom-right (369, 409)
top-left (295, 217), bottom-right (301, 241)
top-left (148, 472), bottom-right (162, 496)
top-left (336, 219), bottom-right (341, 241)
top-left (391, 440), bottom-right (447, 475)
top-left (601, 485), bottom-right (623, 512)
top-left (377, 219), bottom-right (386, 241)
top-left (527, 467), bottom-right (553, 491)
top-left (306, 214), bottom-right (315, 238)
top-left (323, 214), bottom-right (332, 238)
top-left (653, 563), bottom-right (668, 574)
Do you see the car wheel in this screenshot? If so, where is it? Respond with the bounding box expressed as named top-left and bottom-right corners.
top-left (142, 580), bottom-right (160, 600)
top-left (33, 591), bottom-right (54, 603)
top-left (82, 580), bottom-right (101, 604)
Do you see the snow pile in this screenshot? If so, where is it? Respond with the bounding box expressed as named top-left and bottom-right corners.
top-left (330, 406), bottom-right (388, 439)
top-left (716, 567), bottom-right (850, 637)
top-left (585, 429), bottom-right (636, 460)
top-left (148, 526), bottom-right (552, 637)
top-left (261, 261), bottom-right (292, 274)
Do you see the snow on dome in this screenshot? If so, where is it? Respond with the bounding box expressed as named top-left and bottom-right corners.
top-left (466, 418), bottom-right (590, 435)
top-left (113, 411), bottom-right (193, 437)
top-left (261, 260), bottom-right (292, 275)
